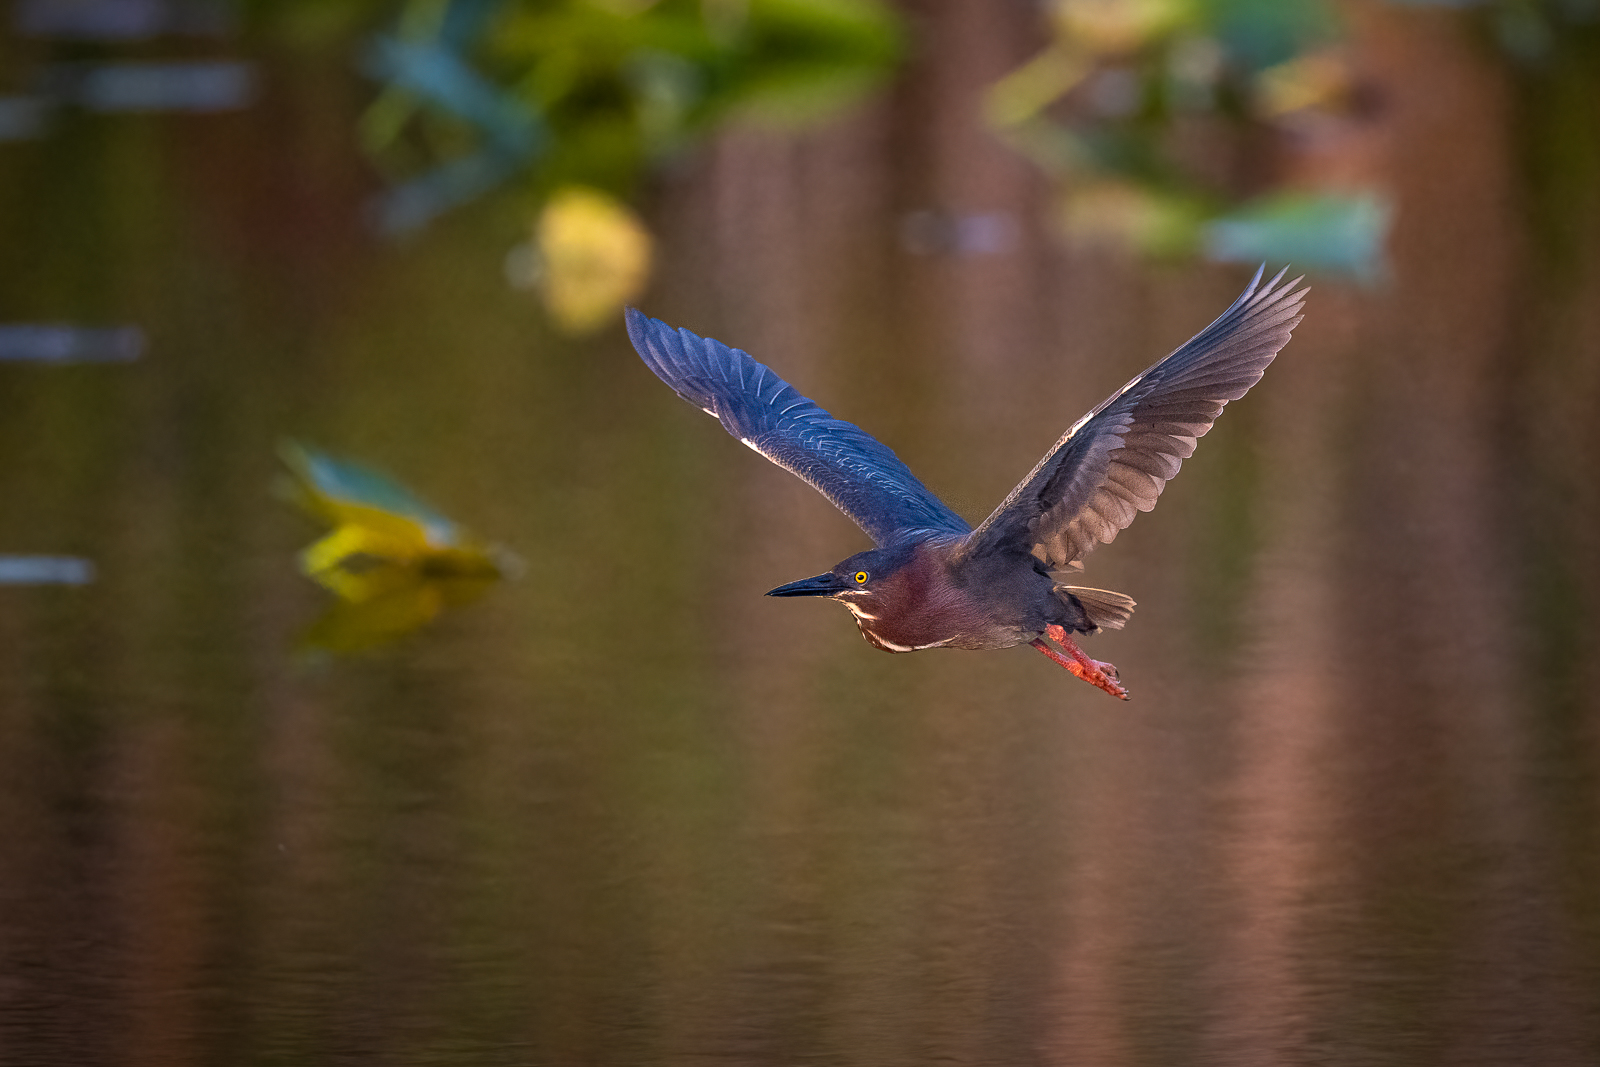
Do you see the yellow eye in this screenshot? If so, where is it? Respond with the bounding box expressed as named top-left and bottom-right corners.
top-left (854, 571), bottom-right (869, 584)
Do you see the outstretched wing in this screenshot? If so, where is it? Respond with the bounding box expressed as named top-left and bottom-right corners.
top-left (626, 309), bottom-right (971, 546)
top-left (958, 266), bottom-right (1307, 569)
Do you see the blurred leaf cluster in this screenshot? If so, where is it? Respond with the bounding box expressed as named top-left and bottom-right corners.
top-left (356, 0), bottom-right (901, 224)
top-left (986, 0), bottom-right (1391, 280)
top-left (280, 442), bottom-right (518, 653)
top-left (481, 0), bottom-right (902, 176)
top-left (341, 0), bottom-right (899, 330)
top-left (986, 0), bottom-right (1600, 279)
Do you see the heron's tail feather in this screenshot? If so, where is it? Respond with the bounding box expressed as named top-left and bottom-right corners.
top-left (1056, 586), bottom-right (1136, 632)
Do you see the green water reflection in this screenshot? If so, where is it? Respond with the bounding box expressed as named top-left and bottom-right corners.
top-left (1, 7), bottom-right (1598, 1067)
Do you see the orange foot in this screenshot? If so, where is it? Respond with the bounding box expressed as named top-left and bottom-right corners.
top-left (1029, 623), bottom-right (1129, 700)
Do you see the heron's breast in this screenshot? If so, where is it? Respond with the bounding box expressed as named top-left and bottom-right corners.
top-left (839, 549), bottom-right (1021, 652)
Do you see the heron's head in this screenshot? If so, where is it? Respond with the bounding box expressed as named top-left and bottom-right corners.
top-left (764, 544), bottom-right (916, 600)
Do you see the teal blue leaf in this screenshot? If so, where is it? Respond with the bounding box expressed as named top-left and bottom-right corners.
top-left (283, 442), bottom-right (462, 546)
top-left (1203, 190), bottom-right (1393, 282)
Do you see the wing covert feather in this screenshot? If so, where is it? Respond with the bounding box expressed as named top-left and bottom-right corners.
top-left (959, 266), bottom-right (1307, 568)
top-left (626, 309), bottom-right (971, 546)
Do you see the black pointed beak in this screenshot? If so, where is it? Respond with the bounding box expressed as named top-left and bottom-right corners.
top-left (765, 572), bottom-right (846, 597)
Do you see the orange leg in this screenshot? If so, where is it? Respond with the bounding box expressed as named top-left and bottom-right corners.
top-left (1030, 623), bottom-right (1129, 700)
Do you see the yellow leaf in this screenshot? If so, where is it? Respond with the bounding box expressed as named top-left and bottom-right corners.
top-left (1050, 0), bottom-right (1188, 55)
top-left (281, 442), bottom-right (517, 617)
top-left (986, 46), bottom-right (1090, 129)
top-left (1254, 50), bottom-right (1352, 118)
top-left (535, 187), bottom-right (654, 335)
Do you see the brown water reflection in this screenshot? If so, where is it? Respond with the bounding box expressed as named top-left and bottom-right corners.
top-left (1, 5), bottom-right (1597, 1066)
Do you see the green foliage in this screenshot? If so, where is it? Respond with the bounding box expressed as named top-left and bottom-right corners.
top-left (990, 0), bottom-right (1600, 277)
top-left (989, 0), bottom-right (1395, 278)
top-left (358, 0), bottom-right (902, 230)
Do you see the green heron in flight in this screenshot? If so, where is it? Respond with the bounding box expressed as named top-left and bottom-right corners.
top-left (626, 267), bottom-right (1306, 699)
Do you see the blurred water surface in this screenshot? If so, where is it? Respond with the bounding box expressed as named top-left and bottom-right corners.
top-left (0, 5), bottom-right (1598, 1066)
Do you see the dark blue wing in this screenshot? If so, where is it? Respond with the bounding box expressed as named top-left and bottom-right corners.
top-left (958, 266), bottom-right (1308, 569)
top-left (626, 309), bottom-right (970, 546)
